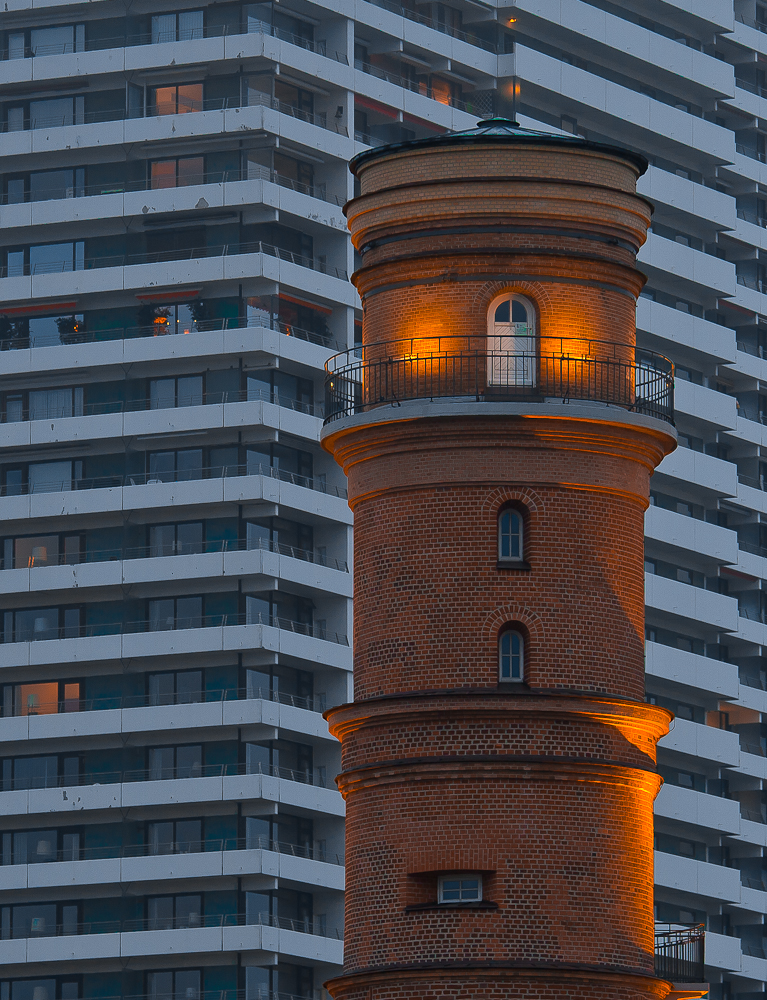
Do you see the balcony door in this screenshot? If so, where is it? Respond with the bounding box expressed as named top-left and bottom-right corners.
top-left (488, 294), bottom-right (536, 386)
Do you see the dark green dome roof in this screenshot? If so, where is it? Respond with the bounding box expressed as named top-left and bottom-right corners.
top-left (349, 117), bottom-right (648, 175)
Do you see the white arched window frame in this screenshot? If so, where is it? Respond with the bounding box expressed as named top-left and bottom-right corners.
top-left (487, 294), bottom-right (536, 387)
top-left (498, 508), bottom-right (523, 562)
top-left (499, 629), bottom-right (524, 682)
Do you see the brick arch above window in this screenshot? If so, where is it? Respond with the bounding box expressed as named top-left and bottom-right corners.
top-left (482, 605), bottom-right (544, 648)
top-left (482, 486), bottom-right (543, 517)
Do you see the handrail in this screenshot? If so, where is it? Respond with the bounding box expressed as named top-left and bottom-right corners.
top-left (2, 386), bottom-right (320, 420)
top-left (0, 462), bottom-right (348, 500)
top-left (0, 21), bottom-right (350, 62)
top-left (0, 759), bottom-right (338, 793)
top-left (1, 537), bottom-right (348, 573)
top-left (0, 167), bottom-right (342, 207)
top-left (0, 240), bottom-right (348, 282)
top-left (324, 338), bottom-right (675, 426)
top-left (0, 317), bottom-right (338, 353)
top-left (654, 924), bottom-right (705, 983)
top-left (1, 611), bottom-right (349, 646)
top-left (0, 686), bottom-right (327, 717)
top-left (0, 910), bottom-right (342, 940)
top-left (0, 836), bottom-right (343, 867)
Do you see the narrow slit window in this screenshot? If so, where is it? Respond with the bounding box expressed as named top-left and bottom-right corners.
top-left (499, 630), bottom-right (524, 682)
top-left (498, 509), bottom-right (522, 561)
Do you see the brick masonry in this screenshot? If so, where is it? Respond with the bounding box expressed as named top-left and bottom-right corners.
top-left (323, 130), bottom-right (677, 999)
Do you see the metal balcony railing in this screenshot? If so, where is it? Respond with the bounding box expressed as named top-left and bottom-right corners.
top-left (0, 462), bottom-right (347, 500)
top-left (0, 240), bottom-right (348, 282)
top-left (0, 167), bottom-right (342, 207)
top-left (0, 317), bottom-right (337, 352)
top-left (1, 611), bottom-right (349, 647)
top-left (0, 910), bottom-right (342, 941)
top-left (324, 338), bottom-right (674, 425)
top-left (1, 536), bottom-right (348, 573)
top-left (0, 685), bottom-right (327, 718)
top-left (654, 925), bottom-right (705, 983)
top-left (0, 836), bottom-right (343, 867)
top-left (0, 759), bottom-right (336, 793)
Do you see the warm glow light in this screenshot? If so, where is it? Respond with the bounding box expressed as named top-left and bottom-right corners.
top-left (508, 17), bottom-right (516, 23)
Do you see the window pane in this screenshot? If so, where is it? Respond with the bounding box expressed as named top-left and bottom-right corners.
top-left (11, 982), bottom-right (56, 1000)
top-left (15, 608), bottom-right (58, 642)
top-left (149, 747), bottom-right (174, 781)
top-left (30, 169), bottom-right (74, 202)
top-left (148, 451), bottom-right (175, 482)
top-left (29, 388), bottom-right (73, 420)
top-left (177, 375), bottom-right (203, 406)
top-left (178, 11), bottom-right (204, 40)
top-left (176, 745), bottom-right (202, 779)
top-left (176, 449), bottom-right (202, 481)
top-left (148, 896), bottom-right (174, 930)
top-left (153, 86), bottom-right (178, 116)
top-left (150, 160), bottom-right (177, 190)
top-left (177, 84), bottom-right (203, 113)
top-left (176, 596), bottom-right (202, 629)
top-left (15, 535), bottom-right (59, 568)
top-left (17, 682), bottom-right (58, 716)
top-left (14, 903), bottom-right (57, 937)
top-left (148, 971), bottom-right (173, 1000)
top-left (7, 34), bottom-right (25, 60)
top-left (151, 13), bottom-right (176, 44)
top-left (5, 394), bottom-right (23, 421)
top-left (7, 108), bottom-right (24, 132)
top-left (149, 598), bottom-right (175, 631)
top-left (62, 832), bottom-right (80, 861)
top-left (29, 460), bottom-right (72, 493)
top-left (176, 157), bottom-right (204, 187)
top-left (175, 894), bottom-right (202, 927)
top-left (149, 673), bottom-right (174, 706)
top-left (246, 891), bottom-right (271, 923)
top-left (30, 25), bottom-right (75, 55)
top-left (149, 524), bottom-right (175, 557)
top-left (176, 522), bottom-right (203, 554)
top-left (150, 379), bottom-right (175, 410)
top-left (30, 97), bottom-right (73, 129)
top-left (13, 756), bottom-right (58, 790)
top-left (175, 819), bottom-right (202, 854)
top-left (176, 671), bottom-right (202, 704)
top-left (148, 821), bottom-right (174, 855)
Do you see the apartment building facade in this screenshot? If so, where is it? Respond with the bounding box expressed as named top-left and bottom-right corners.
top-left (0, 0), bottom-right (766, 998)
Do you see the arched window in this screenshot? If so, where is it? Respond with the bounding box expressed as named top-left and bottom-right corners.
top-left (487, 294), bottom-right (536, 387)
top-left (498, 508), bottom-right (523, 562)
top-left (499, 629), bottom-right (524, 682)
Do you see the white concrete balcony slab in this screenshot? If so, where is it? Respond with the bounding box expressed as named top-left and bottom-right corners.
top-left (645, 641), bottom-right (738, 700)
top-left (645, 573), bottom-right (739, 632)
top-left (639, 234), bottom-right (736, 298)
top-left (645, 506), bottom-right (737, 565)
top-left (637, 300), bottom-right (737, 366)
top-left (654, 783), bottom-right (741, 834)
top-left (673, 379), bottom-right (737, 432)
top-left (25, 931), bottom-right (121, 963)
top-left (655, 447), bottom-right (737, 500)
top-left (513, 0), bottom-right (733, 98)
top-left (121, 924), bottom-right (224, 957)
top-left (638, 166), bottom-right (735, 231)
top-left (659, 717), bottom-right (740, 767)
top-left (655, 851), bottom-right (742, 903)
top-left (704, 931), bottom-right (744, 972)
top-left (514, 44), bottom-right (733, 163)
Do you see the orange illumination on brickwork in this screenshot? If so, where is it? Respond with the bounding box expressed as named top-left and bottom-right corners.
top-left (322, 124), bottom-right (677, 1000)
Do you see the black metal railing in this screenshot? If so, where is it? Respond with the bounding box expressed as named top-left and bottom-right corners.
top-left (0, 317), bottom-right (337, 353)
top-left (324, 338), bottom-right (674, 425)
top-left (1, 612), bottom-right (349, 646)
top-left (0, 835), bottom-right (343, 867)
top-left (654, 925), bottom-right (705, 982)
top-left (0, 240), bottom-right (347, 281)
top-left (0, 462), bottom-right (347, 500)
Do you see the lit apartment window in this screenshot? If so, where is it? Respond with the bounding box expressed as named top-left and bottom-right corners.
top-left (438, 875), bottom-right (482, 903)
top-left (499, 629), bottom-right (524, 682)
top-left (498, 508), bottom-right (523, 561)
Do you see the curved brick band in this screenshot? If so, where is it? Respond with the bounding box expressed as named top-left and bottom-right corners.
top-left (322, 122), bottom-right (678, 999)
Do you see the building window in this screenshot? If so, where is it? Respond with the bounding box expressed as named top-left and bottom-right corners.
top-left (438, 875), bottom-right (482, 904)
top-left (498, 507), bottom-right (523, 562)
top-left (499, 629), bottom-right (524, 682)
top-left (487, 294), bottom-right (536, 387)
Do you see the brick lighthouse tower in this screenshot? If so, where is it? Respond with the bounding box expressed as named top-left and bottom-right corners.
top-left (322, 119), bottom-right (678, 1000)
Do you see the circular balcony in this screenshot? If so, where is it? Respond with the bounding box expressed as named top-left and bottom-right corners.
top-left (324, 337), bottom-right (674, 426)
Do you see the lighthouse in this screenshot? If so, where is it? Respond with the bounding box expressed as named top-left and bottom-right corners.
top-left (322, 118), bottom-right (678, 1000)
